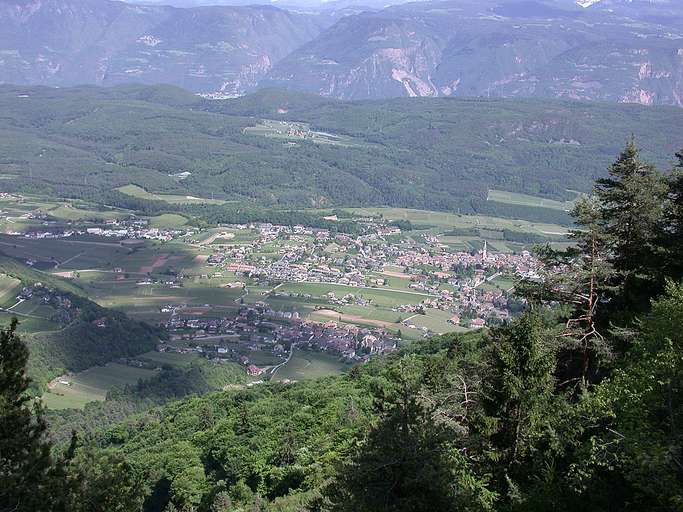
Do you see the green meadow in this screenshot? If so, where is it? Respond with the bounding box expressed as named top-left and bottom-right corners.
top-left (42, 363), bottom-right (156, 410)
top-left (408, 309), bottom-right (469, 335)
top-left (117, 184), bottom-right (225, 205)
top-left (343, 207), bottom-right (569, 236)
top-left (277, 281), bottom-right (435, 308)
top-left (486, 189), bottom-right (578, 211)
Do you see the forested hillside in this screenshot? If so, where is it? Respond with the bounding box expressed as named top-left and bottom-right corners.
top-left (0, 254), bottom-right (163, 390)
top-left (2, 85), bottom-right (682, 220)
top-left (1, 143), bottom-right (683, 511)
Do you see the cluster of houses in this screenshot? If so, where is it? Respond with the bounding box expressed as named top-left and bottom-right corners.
top-left (14, 284), bottom-right (79, 324)
top-left (389, 241), bottom-right (539, 328)
top-left (202, 224), bottom-right (538, 331)
top-left (8, 217), bottom-right (193, 243)
top-left (157, 302), bottom-right (398, 370)
top-left (395, 241), bottom-right (539, 282)
top-left (84, 218), bottom-right (191, 241)
top-left (212, 226), bottom-right (401, 287)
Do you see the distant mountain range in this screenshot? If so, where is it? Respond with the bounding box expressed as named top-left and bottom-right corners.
top-left (0, 0), bottom-right (331, 97)
top-left (263, 0), bottom-right (683, 105)
top-left (1, 0), bottom-right (683, 105)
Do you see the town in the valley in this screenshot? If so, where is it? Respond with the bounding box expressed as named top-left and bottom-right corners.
top-left (0, 194), bottom-right (546, 380)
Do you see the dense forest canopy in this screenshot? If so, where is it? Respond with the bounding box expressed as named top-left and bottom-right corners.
top-left (1, 85), bottom-right (682, 223)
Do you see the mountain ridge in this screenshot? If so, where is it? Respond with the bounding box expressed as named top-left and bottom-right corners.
top-left (262, 0), bottom-right (683, 105)
top-left (1, 0), bottom-right (683, 105)
top-left (0, 0), bottom-right (332, 96)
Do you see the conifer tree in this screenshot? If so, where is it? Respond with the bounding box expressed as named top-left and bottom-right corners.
top-left (593, 139), bottom-right (668, 315)
top-left (662, 148), bottom-right (683, 281)
top-left (521, 197), bottom-right (615, 387)
top-left (475, 312), bottom-right (560, 505)
top-left (570, 280), bottom-right (683, 510)
top-left (0, 320), bottom-right (55, 512)
top-left (321, 356), bottom-right (471, 512)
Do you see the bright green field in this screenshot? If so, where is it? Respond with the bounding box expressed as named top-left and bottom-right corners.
top-left (272, 349), bottom-right (349, 382)
top-left (48, 205), bottom-right (126, 221)
top-left (487, 189), bottom-right (578, 211)
top-left (10, 298), bottom-right (57, 318)
top-left (477, 274), bottom-right (518, 293)
top-left (42, 363), bottom-right (156, 410)
top-left (409, 309), bottom-right (468, 335)
top-left (138, 351), bottom-right (201, 368)
top-left (117, 184), bottom-right (225, 205)
top-left (343, 207), bottom-right (569, 236)
top-left (0, 275), bottom-right (20, 306)
top-left (0, 312), bottom-right (60, 333)
top-left (277, 282), bottom-right (434, 308)
top-left (148, 213), bottom-right (189, 228)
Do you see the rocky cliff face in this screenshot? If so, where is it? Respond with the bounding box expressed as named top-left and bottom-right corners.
top-left (263, 0), bottom-right (683, 106)
top-left (0, 0), bottom-right (329, 96)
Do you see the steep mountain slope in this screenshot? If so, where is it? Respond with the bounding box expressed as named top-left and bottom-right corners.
top-left (263, 0), bottom-right (683, 105)
top-left (0, 0), bottom-right (329, 96)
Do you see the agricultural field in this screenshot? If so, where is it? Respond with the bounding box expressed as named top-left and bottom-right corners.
top-left (344, 207), bottom-right (569, 236)
top-left (0, 274), bottom-right (20, 306)
top-left (272, 349), bottom-right (350, 382)
top-left (407, 309), bottom-right (467, 335)
top-left (47, 204), bottom-right (126, 222)
top-left (480, 275), bottom-right (518, 293)
top-left (41, 363), bottom-right (156, 410)
top-left (277, 282), bottom-right (436, 308)
top-left (116, 184), bottom-right (225, 205)
top-left (0, 234), bottom-right (128, 270)
top-left (148, 213), bottom-right (189, 228)
top-left (9, 297), bottom-right (57, 318)
top-left (0, 312), bottom-right (60, 333)
top-left (194, 228), bottom-right (260, 247)
top-left (437, 235), bottom-right (478, 252)
top-left (487, 189), bottom-right (579, 211)
top-left (0, 237), bottom-right (242, 321)
top-left (0, 196), bottom-right (129, 225)
top-left (138, 351), bottom-right (201, 368)
top-left (308, 307), bottom-right (402, 331)
top-left (80, 278), bottom-right (243, 322)
top-left (0, 204), bottom-right (55, 233)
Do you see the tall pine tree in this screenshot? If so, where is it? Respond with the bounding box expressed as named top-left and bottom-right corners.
top-left (320, 355), bottom-right (491, 511)
top-left (0, 320), bottom-right (55, 512)
top-left (662, 148), bottom-right (683, 281)
top-left (520, 197), bottom-right (615, 388)
top-left (474, 312), bottom-right (562, 508)
top-left (593, 139), bottom-right (668, 318)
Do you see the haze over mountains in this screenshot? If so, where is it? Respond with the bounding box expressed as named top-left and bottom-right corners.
top-left (1, 0), bottom-right (683, 105)
top-left (0, 0), bottom-right (330, 96)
